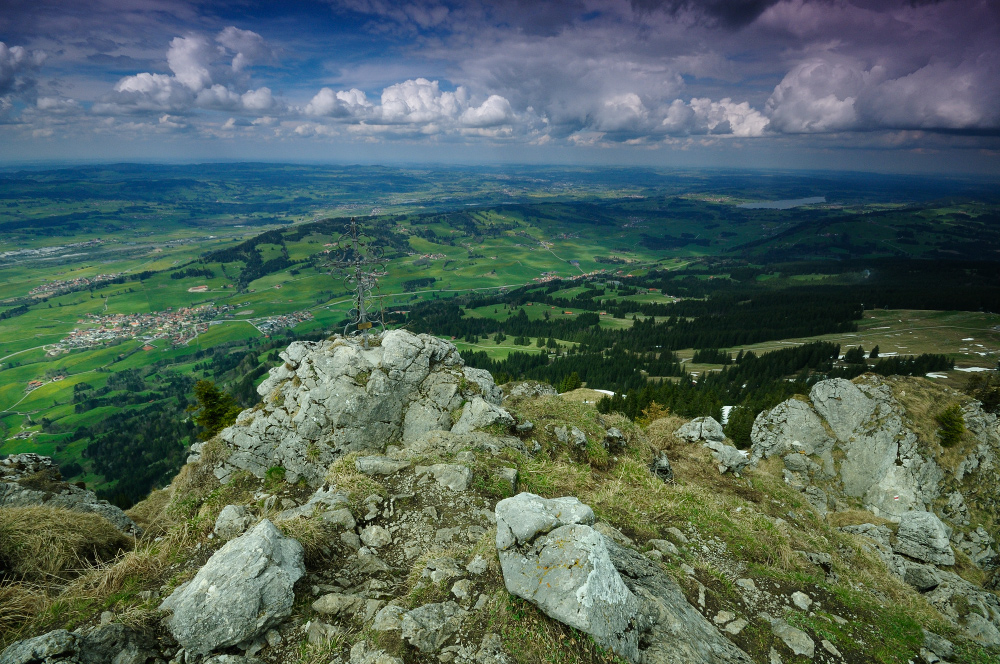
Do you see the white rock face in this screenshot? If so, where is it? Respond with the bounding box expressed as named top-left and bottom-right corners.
top-left (159, 519), bottom-right (304, 655)
top-left (809, 379), bottom-right (875, 442)
top-left (749, 399), bottom-right (832, 464)
top-left (749, 377), bottom-right (944, 518)
top-left (212, 331), bottom-right (510, 486)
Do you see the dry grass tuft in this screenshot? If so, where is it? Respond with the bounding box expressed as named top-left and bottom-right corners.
top-left (826, 509), bottom-right (895, 530)
top-left (0, 506), bottom-right (133, 582)
top-left (325, 452), bottom-right (388, 512)
top-left (125, 487), bottom-right (172, 535)
top-left (0, 582), bottom-right (48, 636)
top-left (276, 517), bottom-right (330, 566)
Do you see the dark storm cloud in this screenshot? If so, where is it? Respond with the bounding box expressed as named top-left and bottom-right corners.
top-left (629, 0), bottom-right (782, 28)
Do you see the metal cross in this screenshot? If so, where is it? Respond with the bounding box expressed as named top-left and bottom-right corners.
top-left (329, 217), bottom-right (386, 346)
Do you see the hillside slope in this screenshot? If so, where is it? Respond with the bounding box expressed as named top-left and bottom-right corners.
top-left (1, 330), bottom-right (997, 664)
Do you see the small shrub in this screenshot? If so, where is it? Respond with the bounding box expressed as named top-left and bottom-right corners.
top-left (264, 465), bottom-right (287, 491)
top-left (936, 404), bottom-right (965, 448)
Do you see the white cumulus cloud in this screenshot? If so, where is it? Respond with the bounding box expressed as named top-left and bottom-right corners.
top-left (95, 28), bottom-right (282, 116)
top-left (302, 78), bottom-right (517, 136)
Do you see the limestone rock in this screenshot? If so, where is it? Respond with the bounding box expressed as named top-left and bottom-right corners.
top-left (493, 467), bottom-right (518, 495)
top-left (809, 378), bottom-right (875, 441)
top-left (923, 632), bottom-right (954, 660)
top-left (903, 563), bottom-right (943, 591)
top-left (452, 397), bottom-right (514, 435)
top-left (894, 511), bottom-right (955, 565)
top-left (604, 538), bottom-right (753, 664)
top-left (213, 330), bottom-right (501, 486)
top-left (0, 625), bottom-right (160, 664)
top-left (0, 453), bottom-right (141, 536)
top-left (770, 618), bottom-right (814, 658)
top-left (0, 630), bottom-right (78, 664)
top-left (704, 439), bottom-right (749, 474)
top-left (401, 601), bottom-right (468, 652)
top-left (361, 525), bottom-right (392, 548)
top-left (312, 593), bottom-right (365, 618)
top-left (674, 417), bottom-right (725, 444)
top-left (372, 605), bottom-right (405, 632)
top-left (159, 519), bottom-right (304, 655)
top-left (750, 399), bottom-right (832, 463)
top-left (502, 381), bottom-right (557, 403)
top-left (349, 642), bottom-right (404, 664)
top-left (305, 620), bottom-right (341, 646)
top-left (275, 485), bottom-right (351, 525)
top-left (416, 464), bottom-right (473, 492)
top-left (355, 456), bottom-right (411, 476)
top-left (495, 493), bottom-right (595, 549)
top-left (496, 493), bottom-right (751, 664)
top-left (214, 504), bottom-right (253, 540)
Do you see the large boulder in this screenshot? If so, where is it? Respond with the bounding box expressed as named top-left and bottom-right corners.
top-left (495, 493), bottom-right (752, 664)
top-left (159, 519), bottom-right (304, 655)
top-left (213, 330), bottom-right (506, 486)
top-left (675, 417), bottom-right (747, 474)
top-left (893, 511), bottom-right (955, 566)
top-left (495, 493), bottom-right (639, 660)
top-left (0, 454), bottom-right (141, 536)
top-left (452, 397), bottom-right (514, 434)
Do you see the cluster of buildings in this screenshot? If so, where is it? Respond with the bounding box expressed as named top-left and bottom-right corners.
top-left (56, 304), bottom-right (235, 350)
top-left (254, 310), bottom-right (314, 335)
top-left (24, 375), bottom-right (65, 393)
top-left (29, 273), bottom-right (122, 298)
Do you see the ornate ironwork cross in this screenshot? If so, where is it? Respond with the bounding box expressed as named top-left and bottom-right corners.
top-left (329, 217), bottom-right (386, 346)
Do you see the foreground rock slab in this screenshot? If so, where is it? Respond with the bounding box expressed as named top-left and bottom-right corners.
top-left (159, 519), bottom-right (304, 656)
top-left (496, 492), bottom-right (751, 664)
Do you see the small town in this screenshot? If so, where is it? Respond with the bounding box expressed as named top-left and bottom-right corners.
top-left (251, 310), bottom-right (314, 335)
top-left (55, 304), bottom-right (235, 350)
top-left (28, 273), bottom-right (122, 298)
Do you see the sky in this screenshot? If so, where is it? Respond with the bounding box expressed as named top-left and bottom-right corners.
top-left (1, 0), bottom-right (998, 173)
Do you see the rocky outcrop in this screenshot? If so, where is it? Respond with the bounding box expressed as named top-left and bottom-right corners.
top-left (675, 416), bottom-right (725, 444)
top-left (751, 376), bottom-right (992, 520)
top-left (0, 453), bottom-right (141, 536)
top-left (159, 519), bottom-right (305, 656)
top-left (212, 330), bottom-right (512, 486)
top-left (495, 492), bottom-right (752, 664)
